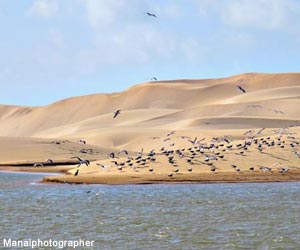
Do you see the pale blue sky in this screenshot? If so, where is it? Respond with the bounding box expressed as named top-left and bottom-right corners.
top-left (1, 0), bottom-right (300, 106)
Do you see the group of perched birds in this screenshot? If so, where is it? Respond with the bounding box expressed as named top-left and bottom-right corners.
top-left (32, 82), bottom-right (299, 179)
top-left (65, 126), bottom-right (299, 178)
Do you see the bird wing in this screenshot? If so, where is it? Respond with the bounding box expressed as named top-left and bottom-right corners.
top-left (71, 156), bottom-right (82, 161)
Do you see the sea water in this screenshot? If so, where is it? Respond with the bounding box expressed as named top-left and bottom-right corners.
top-left (1, 171), bottom-right (300, 249)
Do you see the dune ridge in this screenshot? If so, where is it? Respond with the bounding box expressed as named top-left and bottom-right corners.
top-left (1, 72), bottom-right (300, 184)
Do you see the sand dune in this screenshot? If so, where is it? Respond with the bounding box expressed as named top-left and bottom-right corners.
top-left (1, 72), bottom-right (300, 183)
top-left (0, 72), bottom-right (299, 140)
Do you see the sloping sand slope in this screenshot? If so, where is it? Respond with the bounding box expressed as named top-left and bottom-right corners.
top-left (0, 73), bottom-right (300, 184)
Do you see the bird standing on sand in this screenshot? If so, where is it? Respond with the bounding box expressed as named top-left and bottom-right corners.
top-left (46, 159), bottom-right (54, 164)
top-left (145, 12), bottom-right (157, 17)
top-left (109, 152), bottom-right (117, 159)
top-left (113, 110), bottom-right (121, 118)
top-left (237, 85), bottom-right (246, 93)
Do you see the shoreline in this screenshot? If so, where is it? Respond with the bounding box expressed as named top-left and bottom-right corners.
top-left (2, 165), bottom-right (300, 185)
top-left (42, 172), bottom-right (300, 185)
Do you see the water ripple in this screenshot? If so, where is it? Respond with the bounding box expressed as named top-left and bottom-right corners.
top-left (1, 172), bottom-right (300, 249)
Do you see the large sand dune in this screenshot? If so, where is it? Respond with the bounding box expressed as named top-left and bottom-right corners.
top-left (1, 73), bottom-right (300, 184)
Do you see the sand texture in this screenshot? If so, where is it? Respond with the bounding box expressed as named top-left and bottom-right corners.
top-left (1, 73), bottom-right (300, 184)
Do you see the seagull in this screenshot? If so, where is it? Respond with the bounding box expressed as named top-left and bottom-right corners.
top-left (95, 192), bottom-right (101, 197)
top-left (248, 104), bottom-right (262, 108)
top-left (113, 109), bottom-right (121, 118)
top-left (109, 152), bottom-right (117, 159)
top-left (96, 163), bottom-right (108, 170)
top-left (244, 130), bottom-right (254, 136)
top-left (145, 12), bottom-right (157, 17)
top-left (279, 167), bottom-right (289, 173)
top-left (224, 138), bottom-right (230, 144)
top-left (237, 85), bottom-right (246, 93)
top-left (188, 137), bottom-right (197, 145)
top-left (150, 77), bottom-right (157, 81)
top-left (118, 149), bottom-right (128, 155)
top-left (71, 157), bottom-right (90, 167)
top-left (167, 131), bottom-right (175, 137)
top-left (137, 148), bottom-right (144, 157)
top-left (33, 162), bottom-right (44, 168)
top-left (74, 169), bottom-right (79, 176)
top-left (45, 159), bottom-right (54, 164)
top-left (256, 128), bottom-right (265, 134)
top-left (151, 136), bottom-right (160, 139)
top-left (272, 109), bottom-right (285, 114)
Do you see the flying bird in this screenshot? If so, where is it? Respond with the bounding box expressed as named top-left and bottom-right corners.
top-left (96, 163), bottom-right (108, 170)
top-left (167, 131), bottom-right (175, 137)
top-left (188, 137), bottom-right (197, 145)
top-left (113, 109), bottom-right (121, 118)
top-left (150, 77), bottom-right (157, 81)
top-left (145, 12), bottom-right (157, 17)
top-left (256, 128), bottom-right (265, 134)
top-left (74, 169), bottom-right (79, 176)
top-left (236, 85), bottom-right (246, 93)
top-left (71, 157), bottom-right (90, 167)
top-left (118, 149), bottom-right (129, 155)
top-left (33, 162), bottom-right (44, 168)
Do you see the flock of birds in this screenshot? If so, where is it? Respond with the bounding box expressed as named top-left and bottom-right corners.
top-left (32, 81), bottom-right (299, 181)
top-left (65, 126), bottom-right (299, 178)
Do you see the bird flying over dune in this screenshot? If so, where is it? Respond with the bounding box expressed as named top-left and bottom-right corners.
top-left (236, 85), bottom-right (246, 93)
top-left (113, 109), bottom-right (121, 118)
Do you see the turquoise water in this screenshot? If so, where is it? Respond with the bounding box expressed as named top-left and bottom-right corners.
top-left (1, 171), bottom-right (300, 249)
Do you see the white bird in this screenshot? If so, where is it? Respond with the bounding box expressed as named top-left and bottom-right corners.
top-left (33, 162), bottom-right (44, 168)
top-left (95, 192), bottom-right (102, 197)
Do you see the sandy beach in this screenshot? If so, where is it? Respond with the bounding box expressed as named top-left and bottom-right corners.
top-left (1, 73), bottom-right (300, 184)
